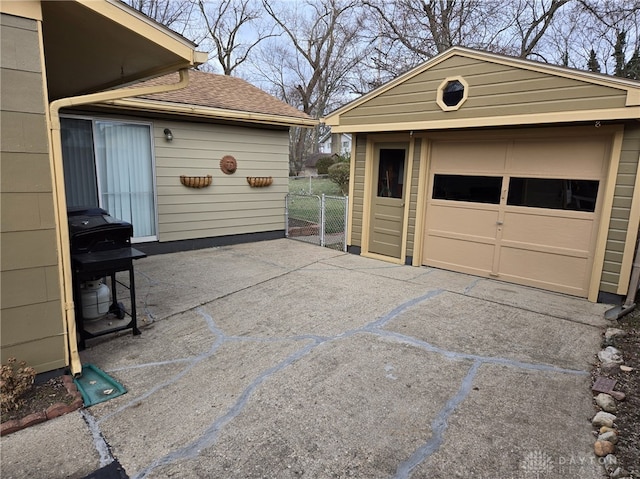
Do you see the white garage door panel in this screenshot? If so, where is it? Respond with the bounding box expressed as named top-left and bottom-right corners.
top-left (498, 247), bottom-right (588, 295)
top-left (427, 204), bottom-right (499, 239)
top-left (425, 236), bottom-right (495, 274)
top-left (502, 211), bottom-right (595, 251)
top-left (510, 140), bottom-right (606, 177)
top-left (431, 141), bottom-right (507, 173)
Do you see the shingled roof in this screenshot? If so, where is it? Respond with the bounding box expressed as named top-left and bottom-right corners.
top-left (130, 69), bottom-right (312, 122)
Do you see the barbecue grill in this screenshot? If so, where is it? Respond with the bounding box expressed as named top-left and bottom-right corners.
top-left (68, 208), bottom-right (146, 349)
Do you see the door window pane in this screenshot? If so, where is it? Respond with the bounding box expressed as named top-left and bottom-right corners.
top-left (432, 175), bottom-right (502, 204)
top-left (507, 178), bottom-right (598, 212)
top-left (377, 148), bottom-right (405, 198)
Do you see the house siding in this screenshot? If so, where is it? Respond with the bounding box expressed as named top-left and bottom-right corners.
top-left (349, 134), bottom-right (367, 248)
top-left (153, 121), bottom-right (291, 242)
top-left (339, 56), bottom-right (627, 127)
top-left (1, 13), bottom-right (66, 372)
top-left (405, 138), bottom-right (422, 257)
top-left (600, 123), bottom-right (640, 293)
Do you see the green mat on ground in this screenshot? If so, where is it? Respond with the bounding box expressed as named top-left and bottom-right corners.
top-left (74, 364), bottom-right (126, 407)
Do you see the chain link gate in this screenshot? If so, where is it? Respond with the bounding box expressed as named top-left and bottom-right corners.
top-left (285, 193), bottom-right (348, 251)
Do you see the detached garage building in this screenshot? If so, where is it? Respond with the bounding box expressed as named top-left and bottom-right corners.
top-left (323, 47), bottom-right (640, 302)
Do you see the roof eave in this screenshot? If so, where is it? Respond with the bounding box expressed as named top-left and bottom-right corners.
top-left (103, 98), bottom-right (318, 128)
top-left (328, 107), bottom-right (640, 133)
top-left (93, 0), bottom-right (205, 65)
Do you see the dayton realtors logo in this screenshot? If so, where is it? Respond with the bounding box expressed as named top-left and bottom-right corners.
top-left (520, 450), bottom-right (554, 477)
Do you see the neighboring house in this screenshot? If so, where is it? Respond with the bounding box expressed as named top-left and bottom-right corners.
top-left (60, 70), bottom-right (315, 253)
top-left (319, 132), bottom-right (352, 155)
top-left (324, 47), bottom-right (640, 303)
top-left (1, 0), bottom-right (204, 375)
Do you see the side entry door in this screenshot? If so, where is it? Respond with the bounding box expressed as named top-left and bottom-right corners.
top-left (368, 143), bottom-right (408, 258)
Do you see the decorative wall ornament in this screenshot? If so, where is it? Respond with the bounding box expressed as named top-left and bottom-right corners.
top-left (246, 176), bottom-right (273, 187)
top-left (220, 155), bottom-right (237, 174)
top-left (180, 175), bottom-right (212, 188)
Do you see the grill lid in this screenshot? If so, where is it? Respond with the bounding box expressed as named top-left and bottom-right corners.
top-left (68, 208), bottom-right (133, 254)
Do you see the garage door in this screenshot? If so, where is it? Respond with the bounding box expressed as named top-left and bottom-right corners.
top-left (422, 135), bottom-right (608, 297)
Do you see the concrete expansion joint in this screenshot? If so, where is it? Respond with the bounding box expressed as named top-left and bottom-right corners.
top-left (393, 361), bottom-right (482, 479)
top-left (81, 409), bottom-right (114, 468)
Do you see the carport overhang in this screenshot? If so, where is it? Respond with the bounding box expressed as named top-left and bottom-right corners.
top-left (40, 0), bottom-right (207, 100)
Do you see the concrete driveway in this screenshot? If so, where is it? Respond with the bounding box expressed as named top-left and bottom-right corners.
top-left (1, 239), bottom-right (611, 479)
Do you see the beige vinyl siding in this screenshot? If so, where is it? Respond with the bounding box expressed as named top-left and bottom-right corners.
top-left (1, 13), bottom-right (67, 373)
top-left (600, 123), bottom-right (640, 293)
top-left (154, 121), bottom-right (290, 242)
top-left (349, 134), bottom-right (367, 247)
top-left (405, 138), bottom-right (422, 257)
top-left (340, 56), bottom-right (627, 127)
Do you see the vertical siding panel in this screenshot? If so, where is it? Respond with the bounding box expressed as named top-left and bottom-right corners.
top-left (600, 123), bottom-right (640, 293)
top-left (406, 138), bottom-right (422, 256)
top-left (349, 134), bottom-right (367, 247)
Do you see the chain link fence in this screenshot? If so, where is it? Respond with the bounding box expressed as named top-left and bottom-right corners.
top-left (285, 193), bottom-right (348, 251)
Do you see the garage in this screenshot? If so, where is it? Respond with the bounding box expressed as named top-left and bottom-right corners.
top-left (423, 130), bottom-right (608, 296)
top-left (323, 46), bottom-right (640, 302)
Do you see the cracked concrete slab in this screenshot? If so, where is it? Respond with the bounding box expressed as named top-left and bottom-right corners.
top-left (95, 337), bottom-right (312, 475)
top-left (463, 278), bottom-right (610, 326)
top-left (384, 291), bottom-right (604, 370)
top-left (0, 239), bottom-right (613, 479)
top-left (201, 268), bottom-right (433, 338)
top-left (145, 334), bottom-right (474, 479)
top-left (1, 410), bottom-right (100, 479)
top-left (413, 364), bottom-right (601, 479)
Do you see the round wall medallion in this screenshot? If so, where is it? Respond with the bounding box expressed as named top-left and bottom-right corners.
top-left (220, 155), bottom-right (237, 174)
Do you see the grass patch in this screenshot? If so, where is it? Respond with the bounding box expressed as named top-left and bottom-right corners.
top-left (289, 177), bottom-right (342, 196)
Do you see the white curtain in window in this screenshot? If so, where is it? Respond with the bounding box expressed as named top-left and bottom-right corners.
top-left (94, 121), bottom-right (155, 238)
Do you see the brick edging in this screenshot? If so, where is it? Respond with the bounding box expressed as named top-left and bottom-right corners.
top-left (0, 375), bottom-right (84, 436)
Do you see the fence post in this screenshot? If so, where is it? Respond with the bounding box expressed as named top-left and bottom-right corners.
top-left (343, 195), bottom-right (348, 252)
top-left (284, 193), bottom-right (289, 238)
top-left (320, 194), bottom-right (326, 247)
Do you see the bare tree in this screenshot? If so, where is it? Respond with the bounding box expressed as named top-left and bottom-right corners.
top-left (256, 0), bottom-right (369, 175)
top-left (362, 0), bottom-right (512, 79)
top-left (196, 0), bottom-right (276, 75)
top-left (576, 0), bottom-right (640, 76)
top-left (124, 0), bottom-right (197, 35)
top-left (511, 0), bottom-right (572, 60)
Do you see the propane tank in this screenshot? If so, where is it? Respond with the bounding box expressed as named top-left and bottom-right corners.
top-left (81, 279), bottom-right (110, 320)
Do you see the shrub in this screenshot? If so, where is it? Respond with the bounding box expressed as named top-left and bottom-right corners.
top-left (315, 156), bottom-right (337, 175)
top-left (328, 161), bottom-right (350, 195)
top-left (1, 358), bottom-right (36, 412)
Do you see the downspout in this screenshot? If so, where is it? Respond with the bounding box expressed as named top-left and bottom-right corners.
top-left (605, 235), bottom-right (640, 320)
top-left (48, 69), bottom-right (191, 376)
